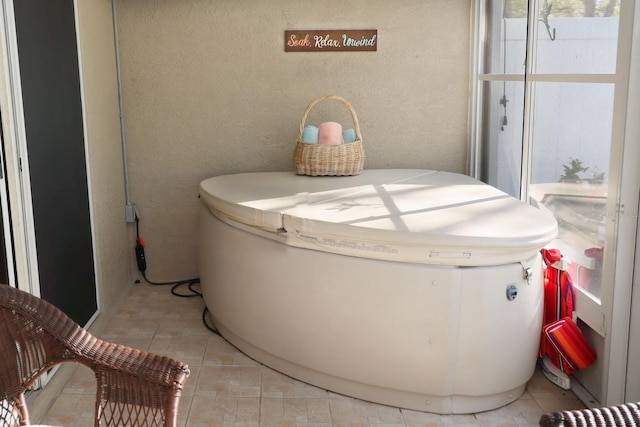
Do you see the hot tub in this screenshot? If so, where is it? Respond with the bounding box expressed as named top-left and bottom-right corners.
top-left (198, 169), bottom-right (558, 414)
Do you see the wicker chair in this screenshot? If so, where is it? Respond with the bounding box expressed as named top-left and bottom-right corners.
top-left (539, 401), bottom-right (640, 426)
top-left (0, 284), bottom-right (190, 426)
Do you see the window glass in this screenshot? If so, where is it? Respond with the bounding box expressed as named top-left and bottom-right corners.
top-left (527, 82), bottom-right (613, 300)
top-left (482, 3), bottom-right (527, 75)
top-left (476, 0), bottom-right (624, 304)
top-left (480, 80), bottom-right (524, 198)
top-left (507, 0), bottom-right (620, 74)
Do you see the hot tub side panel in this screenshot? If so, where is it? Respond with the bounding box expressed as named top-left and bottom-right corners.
top-left (452, 255), bottom-right (544, 412)
top-left (199, 208), bottom-right (459, 388)
top-left (199, 207), bottom-right (543, 414)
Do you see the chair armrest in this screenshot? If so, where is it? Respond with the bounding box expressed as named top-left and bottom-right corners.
top-left (77, 339), bottom-right (189, 390)
top-left (73, 335), bottom-right (190, 426)
top-left (539, 402), bottom-right (640, 426)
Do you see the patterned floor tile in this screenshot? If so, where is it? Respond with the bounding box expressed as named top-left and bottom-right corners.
top-left (33, 283), bottom-right (587, 426)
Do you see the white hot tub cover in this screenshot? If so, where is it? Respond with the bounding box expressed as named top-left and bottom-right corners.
top-left (199, 169), bottom-right (558, 266)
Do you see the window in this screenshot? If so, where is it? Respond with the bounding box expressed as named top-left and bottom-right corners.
top-left (472, 0), bottom-right (625, 305)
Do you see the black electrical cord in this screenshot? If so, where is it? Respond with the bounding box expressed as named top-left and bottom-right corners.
top-left (144, 273), bottom-right (202, 297)
top-left (202, 306), bottom-right (221, 336)
top-left (133, 213), bottom-right (221, 335)
top-left (134, 215), bottom-right (201, 297)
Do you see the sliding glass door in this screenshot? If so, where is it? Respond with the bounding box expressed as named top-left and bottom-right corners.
top-left (471, 0), bottom-right (637, 405)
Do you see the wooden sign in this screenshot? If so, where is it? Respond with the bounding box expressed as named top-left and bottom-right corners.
top-left (285, 30), bottom-right (377, 52)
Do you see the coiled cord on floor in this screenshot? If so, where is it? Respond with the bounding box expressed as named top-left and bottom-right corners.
top-left (140, 272), bottom-right (202, 297)
top-left (134, 214), bottom-right (219, 335)
top-left (140, 265), bottom-right (220, 336)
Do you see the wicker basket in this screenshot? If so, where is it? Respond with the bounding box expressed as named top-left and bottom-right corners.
top-left (293, 95), bottom-right (365, 176)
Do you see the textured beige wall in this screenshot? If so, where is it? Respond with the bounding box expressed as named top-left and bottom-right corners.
top-left (117, 0), bottom-right (472, 279)
top-left (77, 0), bottom-right (134, 314)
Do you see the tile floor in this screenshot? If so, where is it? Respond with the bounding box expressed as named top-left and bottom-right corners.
top-left (36, 282), bottom-right (586, 426)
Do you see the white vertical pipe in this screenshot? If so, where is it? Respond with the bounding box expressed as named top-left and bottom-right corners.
top-left (111, 0), bottom-right (133, 216)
